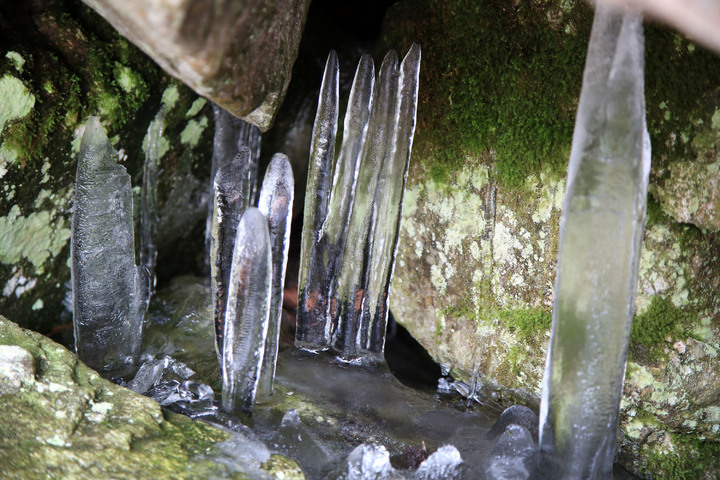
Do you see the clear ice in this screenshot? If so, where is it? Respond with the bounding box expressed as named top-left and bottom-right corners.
top-left (256, 153), bottom-right (295, 399)
top-left (71, 116), bottom-right (147, 371)
top-left (140, 107), bottom-right (165, 295)
top-left (536, 4), bottom-right (650, 479)
top-left (345, 443), bottom-right (463, 480)
top-left (296, 45), bottom-right (421, 360)
top-left (211, 148), bottom-right (252, 358)
top-left (296, 50), bottom-right (339, 351)
top-left (205, 104), bottom-right (262, 266)
top-left (221, 207), bottom-right (272, 415)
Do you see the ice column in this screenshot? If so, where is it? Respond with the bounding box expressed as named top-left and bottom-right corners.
top-left (295, 51), bottom-right (339, 351)
top-left (211, 148), bottom-right (252, 357)
top-left (205, 104), bottom-right (262, 267)
top-left (221, 207), bottom-right (272, 414)
top-left (295, 45), bottom-right (420, 360)
top-left (257, 154), bottom-right (294, 399)
top-left (140, 107), bottom-right (164, 295)
top-left (71, 116), bottom-right (147, 371)
top-left (536, 5), bottom-right (650, 479)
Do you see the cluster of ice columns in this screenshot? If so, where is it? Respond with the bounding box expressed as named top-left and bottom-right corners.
top-left (71, 1), bottom-right (649, 475)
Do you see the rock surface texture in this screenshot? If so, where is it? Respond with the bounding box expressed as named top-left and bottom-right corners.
top-left (0, 315), bottom-right (303, 479)
top-left (0, 0), bottom-right (213, 335)
top-left (81, 0), bottom-right (311, 130)
top-left (381, 0), bottom-right (720, 477)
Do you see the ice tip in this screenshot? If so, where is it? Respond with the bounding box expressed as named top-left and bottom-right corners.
top-left (381, 49), bottom-right (400, 70)
top-left (325, 50), bottom-right (339, 73)
top-left (232, 146), bottom-right (251, 166)
top-left (268, 152), bottom-right (293, 179)
top-left (403, 43), bottom-right (421, 66)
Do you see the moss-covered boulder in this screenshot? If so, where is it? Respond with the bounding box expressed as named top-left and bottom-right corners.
top-left (380, 0), bottom-right (720, 477)
top-left (0, 0), bottom-right (214, 335)
top-left (0, 315), bottom-right (304, 479)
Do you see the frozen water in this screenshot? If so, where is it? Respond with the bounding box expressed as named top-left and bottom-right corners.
top-left (256, 154), bottom-right (294, 399)
top-left (296, 45), bottom-right (421, 360)
top-left (127, 355), bottom-right (194, 394)
top-left (362, 44), bottom-right (420, 353)
top-left (296, 51), bottom-right (339, 352)
top-left (221, 207), bottom-right (272, 414)
top-left (333, 50), bottom-right (400, 358)
top-left (211, 148), bottom-right (252, 357)
top-left (272, 409), bottom-right (334, 476)
top-left (415, 445), bottom-right (463, 480)
top-left (71, 116), bottom-right (147, 371)
top-left (346, 444), bottom-right (400, 480)
top-left (140, 107), bottom-right (164, 295)
top-left (205, 104), bottom-right (262, 266)
top-left (482, 425), bottom-right (536, 480)
top-left (537, 4), bottom-right (650, 479)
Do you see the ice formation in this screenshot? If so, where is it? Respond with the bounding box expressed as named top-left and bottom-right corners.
top-left (205, 104), bottom-right (262, 263)
top-left (221, 207), bottom-right (272, 414)
top-left (140, 107), bottom-right (164, 295)
top-left (256, 154), bottom-right (295, 399)
top-left (345, 443), bottom-right (463, 480)
top-left (536, 4), bottom-right (650, 478)
top-left (71, 116), bottom-right (148, 371)
top-left (210, 148), bottom-right (252, 357)
top-left (296, 44), bottom-right (421, 361)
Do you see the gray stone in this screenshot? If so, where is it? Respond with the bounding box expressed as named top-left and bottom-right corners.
top-left (81, 0), bottom-right (312, 131)
top-left (0, 345), bottom-right (35, 394)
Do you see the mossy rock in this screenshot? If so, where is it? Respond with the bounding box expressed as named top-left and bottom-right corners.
top-left (0, 315), bottom-right (305, 479)
top-left (0, 0), bottom-right (213, 335)
top-left (380, 0), bottom-right (720, 477)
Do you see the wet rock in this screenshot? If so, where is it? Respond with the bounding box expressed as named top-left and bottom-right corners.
top-left (0, 314), bottom-right (303, 479)
top-left (81, 0), bottom-right (312, 131)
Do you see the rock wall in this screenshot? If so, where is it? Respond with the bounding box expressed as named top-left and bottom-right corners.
top-left (0, 0), bottom-right (213, 334)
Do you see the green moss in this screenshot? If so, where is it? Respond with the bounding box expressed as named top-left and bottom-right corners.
top-left (381, 0), bottom-right (592, 190)
top-left (498, 307), bottom-right (552, 341)
top-left (631, 296), bottom-right (685, 349)
top-left (639, 431), bottom-right (720, 479)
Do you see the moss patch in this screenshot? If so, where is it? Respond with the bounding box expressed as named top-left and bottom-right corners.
top-left (631, 296), bottom-right (686, 350)
top-left (380, 0), bottom-right (592, 189)
top-left (498, 307), bottom-right (552, 341)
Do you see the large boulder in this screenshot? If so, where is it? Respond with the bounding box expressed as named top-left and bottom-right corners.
top-left (381, 0), bottom-right (720, 477)
top-left (81, 0), bottom-right (312, 130)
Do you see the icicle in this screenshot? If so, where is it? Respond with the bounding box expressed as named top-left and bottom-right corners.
top-left (71, 116), bottom-right (147, 371)
top-left (221, 207), bottom-right (272, 415)
top-left (205, 104), bottom-right (261, 270)
top-left (363, 44), bottom-right (421, 353)
top-left (140, 107), bottom-right (165, 296)
top-left (536, 5), bottom-right (649, 479)
top-left (296, 51), bottom-right (339, 352)
top-left (211, 148), bottom-right (252, 358)
top-left (332, 50), bottom-right (401, 359)
top-left (256, 154), bottom-right (294, 399)
top-left (296, 46), bottom-right (421, 361)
